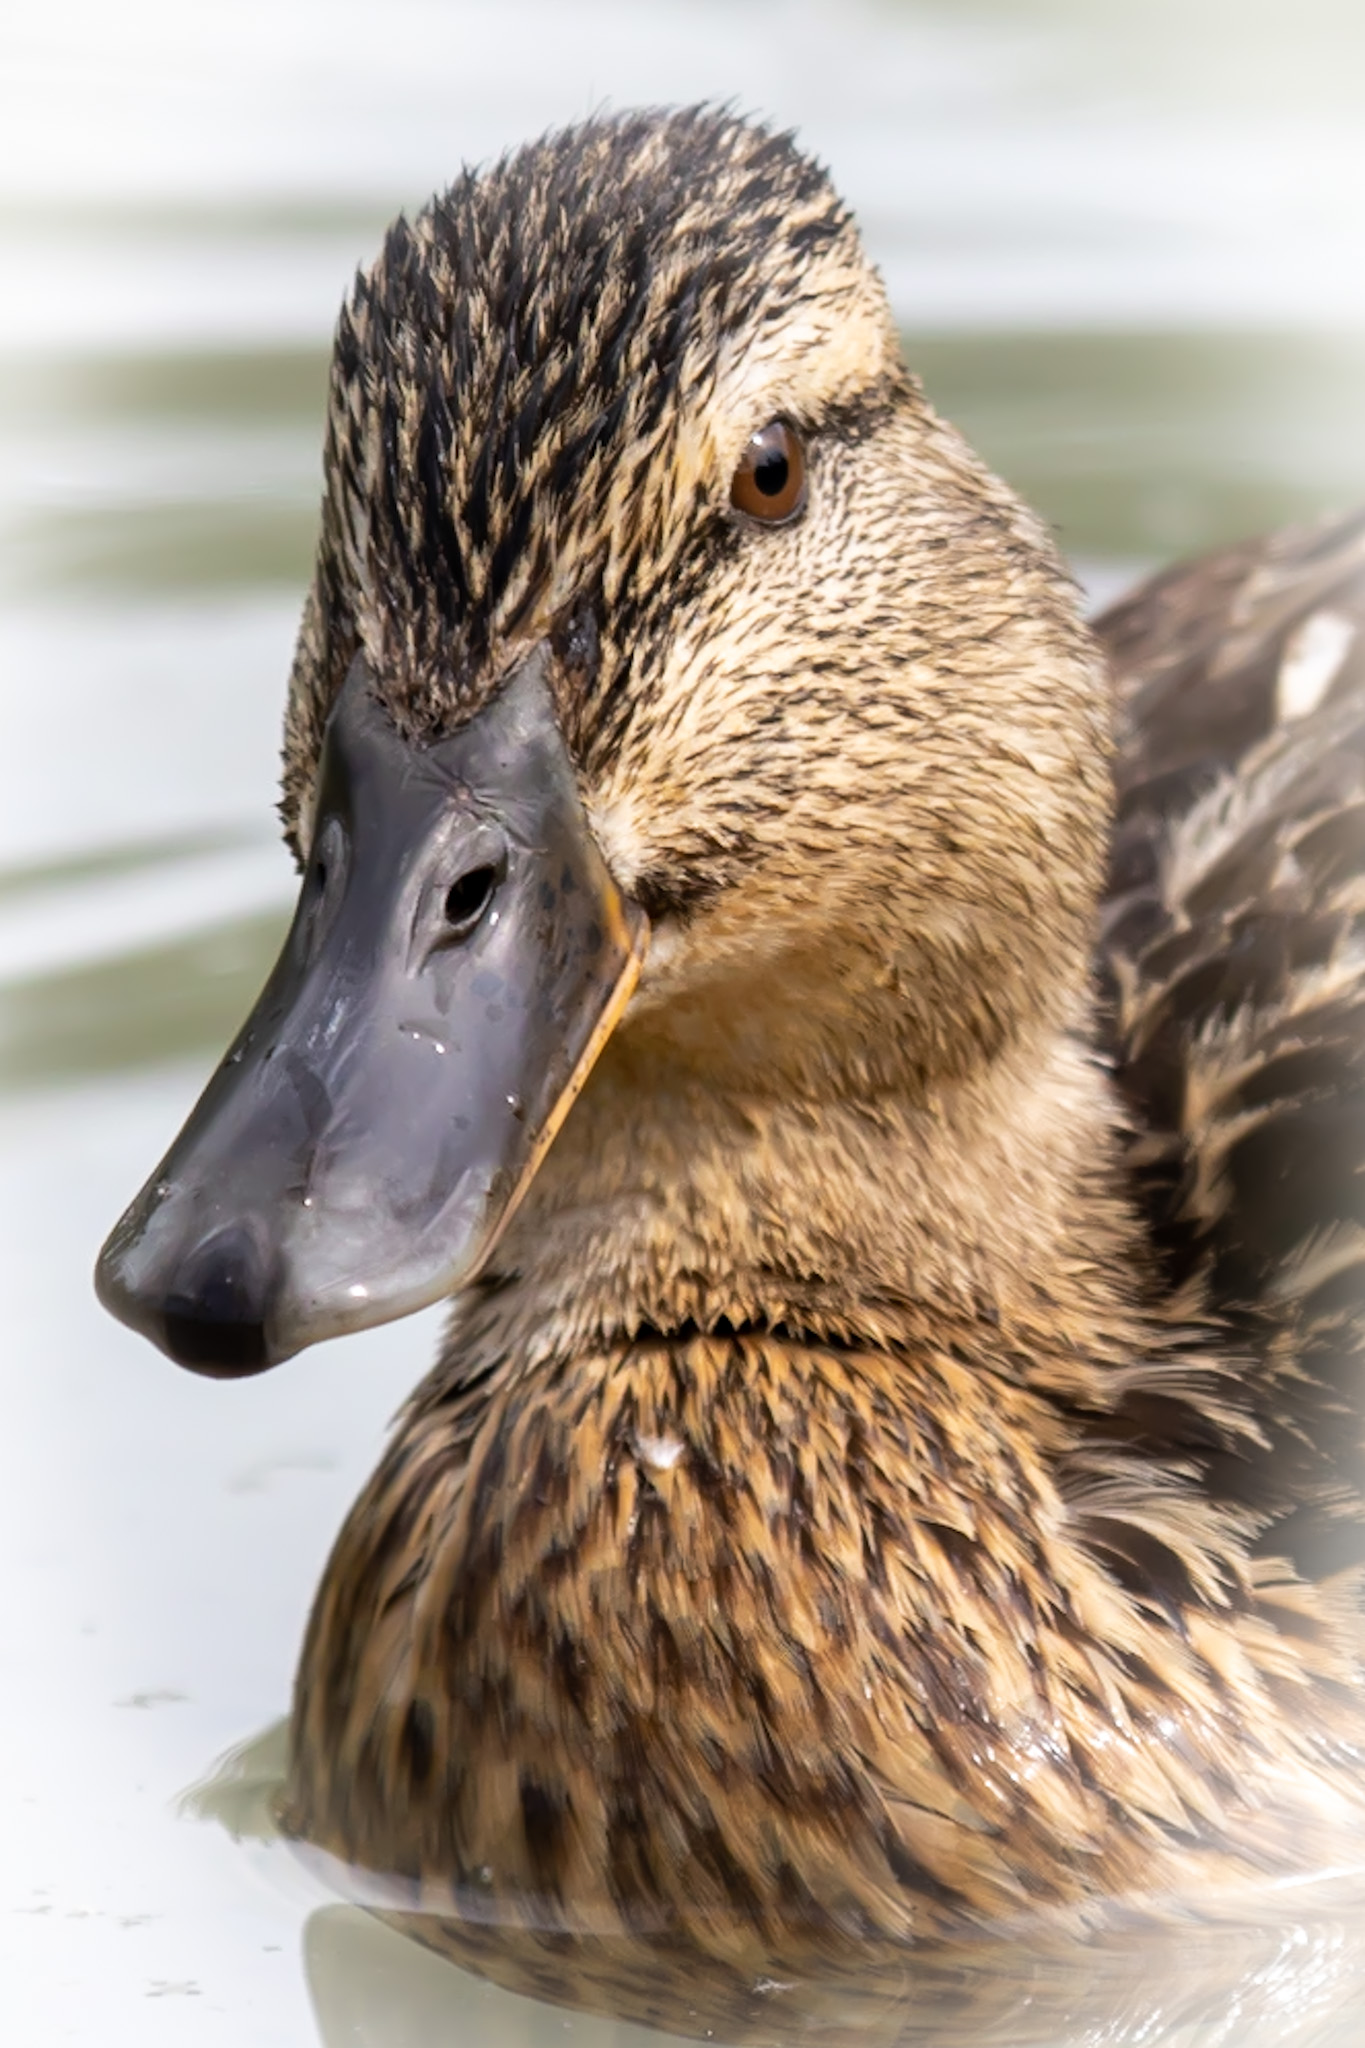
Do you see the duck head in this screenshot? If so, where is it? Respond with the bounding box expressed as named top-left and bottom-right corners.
top-left (96, 108), bottom-right (1108, 1375)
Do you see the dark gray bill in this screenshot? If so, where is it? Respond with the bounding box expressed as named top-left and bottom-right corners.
top-left (95, 648), bottom-right (646, 1375)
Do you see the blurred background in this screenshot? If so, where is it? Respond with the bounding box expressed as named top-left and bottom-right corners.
top-left (2, 2), bottom-right (1364, 2043)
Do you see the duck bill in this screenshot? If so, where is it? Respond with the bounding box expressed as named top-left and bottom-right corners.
top-left (95, 647), bottom-right (647, 1377)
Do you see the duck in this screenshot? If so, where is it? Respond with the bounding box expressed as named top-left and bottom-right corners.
top-left (96, 106), bottom-right (1365, 2021)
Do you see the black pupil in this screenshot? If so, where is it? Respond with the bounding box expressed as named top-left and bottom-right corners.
top-left (754, 448), bottom-right (790, 497)
top-left (445, 865), bottom-right (497, 929)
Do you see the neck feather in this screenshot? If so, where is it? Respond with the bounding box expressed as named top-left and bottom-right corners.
top-left (470, 1000), bottom-right (1148, 1374)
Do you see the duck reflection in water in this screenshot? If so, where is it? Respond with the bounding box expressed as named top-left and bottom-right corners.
top-left (189, 1722), bottom-right (1365, 2047)
top-left (101, 108), bottom-right (1365, 2041)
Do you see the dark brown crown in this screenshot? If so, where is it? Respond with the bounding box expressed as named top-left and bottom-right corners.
top-left (290, 108), bottom-right (857, 780)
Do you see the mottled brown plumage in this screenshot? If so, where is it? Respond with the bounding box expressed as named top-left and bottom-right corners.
top-left (274, 108), bottom-right (1365, 2034)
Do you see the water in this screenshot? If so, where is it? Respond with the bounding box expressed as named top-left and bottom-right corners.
top-left (3, 1), bottom-right (1365, 2041)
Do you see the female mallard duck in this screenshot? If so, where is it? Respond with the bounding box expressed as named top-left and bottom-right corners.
top-left (99, 107), bottom-right (1365, 1995)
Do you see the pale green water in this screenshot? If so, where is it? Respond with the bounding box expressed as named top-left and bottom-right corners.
top-left (3, 2), bottom-right (1365, 2043)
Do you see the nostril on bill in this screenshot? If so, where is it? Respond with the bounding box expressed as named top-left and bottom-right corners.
top-left (160, 1225), bottom-right (273, 1378)
top-left (443, 863), bottom-right (499, 937)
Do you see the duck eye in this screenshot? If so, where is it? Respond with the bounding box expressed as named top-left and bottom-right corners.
top-left (729, 420), bottom-right (807, 525)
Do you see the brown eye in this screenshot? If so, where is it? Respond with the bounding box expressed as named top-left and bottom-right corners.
top-left (729, 420), bottom-right (807, 525)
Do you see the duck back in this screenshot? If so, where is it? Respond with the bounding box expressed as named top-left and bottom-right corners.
top-left (1097, 509), bottom-right (1365, 1580)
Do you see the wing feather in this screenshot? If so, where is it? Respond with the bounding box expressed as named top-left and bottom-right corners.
top-left (1094, 510), bottom-right (1365, 1568)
